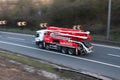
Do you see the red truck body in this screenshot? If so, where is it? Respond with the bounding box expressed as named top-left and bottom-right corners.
top-left (35, 25), bottom-right (93, 55)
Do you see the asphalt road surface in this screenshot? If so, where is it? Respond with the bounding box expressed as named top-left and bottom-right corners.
top-left (0, 31), bottom-right (120, 80)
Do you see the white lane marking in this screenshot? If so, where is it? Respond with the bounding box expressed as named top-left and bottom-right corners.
top-left (93, 43), bottom-right (120, 50)
top-left (108, 54), bottom-right (120, 58)
top-left (8, 37), bottom-right (25, 41)
top-left (0, 31), bottom-right (34, 37)
top-left (0, 41), bottom-right (120, 69)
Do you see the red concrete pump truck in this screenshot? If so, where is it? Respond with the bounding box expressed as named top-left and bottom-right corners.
top-left (35, 23), bottom-right (93, 55)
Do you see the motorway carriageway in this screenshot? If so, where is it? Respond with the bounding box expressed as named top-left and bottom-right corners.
top-left (0, 31), bottom-right (120, 80)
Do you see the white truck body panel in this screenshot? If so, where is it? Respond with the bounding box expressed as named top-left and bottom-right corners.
top-left (35, 30), bottom-right (46, 42)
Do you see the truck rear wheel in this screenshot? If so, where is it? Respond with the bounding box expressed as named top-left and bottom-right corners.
top-left (61, 47), bottom-right (68, 54)
top-left (78, 44), bottom-right (86, 55)
top-left (79, 49), bottom-right (86, 55)
top-left (68, 48), bottom-right (75, 55)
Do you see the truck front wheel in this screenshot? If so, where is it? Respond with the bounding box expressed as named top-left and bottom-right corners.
top-left (38, 43), bottom-right (43, 49)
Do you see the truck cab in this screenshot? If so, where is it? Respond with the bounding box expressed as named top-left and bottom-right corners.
top-left (35, 30), bottom-right (46, 45)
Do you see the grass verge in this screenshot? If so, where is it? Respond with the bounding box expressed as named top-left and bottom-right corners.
top-left (0, 50), bottom-right (98, 80)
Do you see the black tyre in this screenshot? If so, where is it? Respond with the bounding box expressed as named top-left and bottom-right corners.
top-left (78, 44), bottom-right (85, 55)
top-left (79, 49), bottom-right (87, 55)
top-left (45, 44), bottom-right (50, 50)
top-left (68, 48), bottom-right (75, 55)
top-left (38, 43), bottom-right (43, 49)
top-left (61, 47), bottom-right (68, 54)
